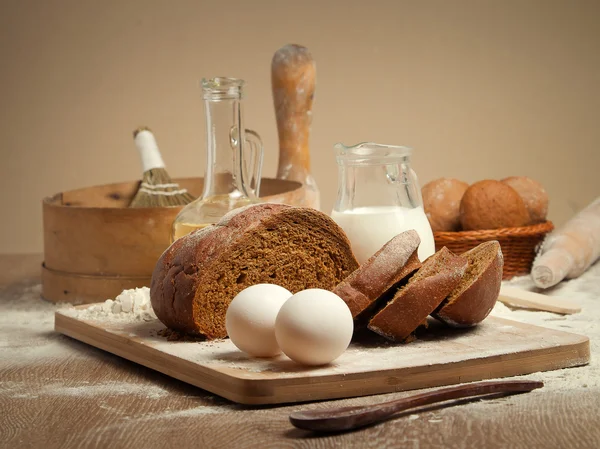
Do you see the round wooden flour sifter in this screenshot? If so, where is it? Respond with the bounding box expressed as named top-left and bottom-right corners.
top-left (42, 177), bottom-right (313, 305)
top-left (43, 44), bottom-right (320, 304)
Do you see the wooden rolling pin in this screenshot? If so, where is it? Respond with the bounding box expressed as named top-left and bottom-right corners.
top-left (272, 44), bottom-right (320, 210)
top-left (532, 197), bottom-right (600, 288)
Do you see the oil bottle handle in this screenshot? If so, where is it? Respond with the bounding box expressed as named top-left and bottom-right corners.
top-left (244, 129), bottom-right (264, 198)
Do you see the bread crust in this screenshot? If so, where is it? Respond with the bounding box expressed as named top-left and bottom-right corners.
top-left (422, 178), bottom-right (469, 232)
top-left (333, 230), bottom-right (422, 321)
top-left (367, 247), bottom-right (468, 342)
top-left (460, 180), bottom-right (530, 230)
top-left (501, 176), bottom-right (548, 224)
top-left (150, 203), bottom-right (358, 337)
top-left (433, 241), bottom-right (503, 327)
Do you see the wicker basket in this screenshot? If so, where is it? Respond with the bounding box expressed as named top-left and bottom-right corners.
top-left (433, 221), bottom-right (554, 280)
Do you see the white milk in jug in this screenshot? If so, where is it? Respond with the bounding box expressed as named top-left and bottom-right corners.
top-left (331, 206), bottom-right (435, 264)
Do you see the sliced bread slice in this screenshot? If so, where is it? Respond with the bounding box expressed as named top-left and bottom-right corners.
top-left (433, 240), bottom-right (503, 327)
top-left (333, 230), bottom-right (422, 322)
top-left (367, 247), bottom-right (468, 342)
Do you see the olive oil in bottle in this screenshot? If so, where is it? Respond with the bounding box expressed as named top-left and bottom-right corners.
top-left (171, 223), bottom-right (211, 242)
top-left (170, 78), bottom-right (263, 242)
top-left (171, 194), bottom-right (254, 242)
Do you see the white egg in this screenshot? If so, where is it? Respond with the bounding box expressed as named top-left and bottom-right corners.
top-left (225, 284), bottom-right (292, 357)
top-left (275, 289), bottom-right (353, 366)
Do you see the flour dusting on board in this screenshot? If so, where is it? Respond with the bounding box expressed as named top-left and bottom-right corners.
top-left (63, 287), bottom-right (156, 322)
top-left (5, 260), bottom-right (597, 408)
top-left (56, 303), bottom-right (588, 379)
top-left (53, 262), bottom-right (600, 398)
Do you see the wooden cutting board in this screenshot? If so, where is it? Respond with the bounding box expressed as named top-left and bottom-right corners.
top-left (54, 309), bottom-right (590, 405)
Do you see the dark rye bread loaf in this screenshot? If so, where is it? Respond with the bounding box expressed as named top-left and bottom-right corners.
top-left (433, 241), bottom-right (503, 328)
top-left (367, 247), bottom-right (468, 342)
top-left (333, 230), bottom-right (421, 323)
top-left (150, 203), bottom-right (359, 338)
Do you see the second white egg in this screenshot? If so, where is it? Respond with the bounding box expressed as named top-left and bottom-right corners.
top-left (275, 289), bottom-right (354, 366)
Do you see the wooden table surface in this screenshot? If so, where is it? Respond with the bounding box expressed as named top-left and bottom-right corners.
top-left (2, 254), bottom-right (599, 449)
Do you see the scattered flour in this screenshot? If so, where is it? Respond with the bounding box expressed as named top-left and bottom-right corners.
top-left (65, 287), bottom-right (156, 323)
top-left (0, 282), bottom-right (170, 404)
top-left (3, 259), bottom-right (600, 409)
top-left (486, 261), bottom-right (600, 392)
top-left (138, 405), bottom-right (229, 419)
top-left (54, 261), bottom-right (600, 395)
top-left (0, 282), bottom-right (82, 367)
top-left (47, 382), bottom-right (168, 399)
top-left (6, 380), bottom-right (169, 400)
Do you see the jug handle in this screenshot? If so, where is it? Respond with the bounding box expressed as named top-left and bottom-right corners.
top-left (244, 129), bottom-right (264, 197)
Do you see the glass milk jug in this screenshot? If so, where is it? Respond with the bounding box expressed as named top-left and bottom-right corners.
top-left (171, 77), bottom-right (264, 241)
top-left (330, 142), bottom-right (435, 263)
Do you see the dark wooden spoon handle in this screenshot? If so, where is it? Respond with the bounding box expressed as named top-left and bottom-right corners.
top-left (289, 380), bottom-right (543, 432)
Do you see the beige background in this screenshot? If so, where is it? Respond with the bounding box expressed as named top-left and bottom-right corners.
top-left (1, 0), bottom-right (598, 254)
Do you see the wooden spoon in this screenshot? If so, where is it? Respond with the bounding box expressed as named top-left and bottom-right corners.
top-left (498, 285), bottom-right (581, 315)
top-left (289, 380), bottom-right (543, 432)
